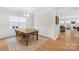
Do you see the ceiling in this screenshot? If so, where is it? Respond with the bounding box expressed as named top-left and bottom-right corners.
top-left (1, 7), bottom-right (79, 18)
top-left (5, 7), bottom-right (50, 14)
top-left (6, 7), bottom-right (79, 13)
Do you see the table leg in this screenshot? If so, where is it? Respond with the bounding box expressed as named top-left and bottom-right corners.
top-left (26, 35), bottom-right (28, 46)
top-left (36, 31), bottom-right (38, 40)
top-left (26, 38), bottom-right (28, 46)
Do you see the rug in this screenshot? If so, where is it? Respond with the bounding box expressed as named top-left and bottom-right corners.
top-left (7, 36), bottom-right (48, 51)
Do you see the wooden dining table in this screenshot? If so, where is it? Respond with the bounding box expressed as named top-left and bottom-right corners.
top-left (15, 28), bottom-right (38, 46)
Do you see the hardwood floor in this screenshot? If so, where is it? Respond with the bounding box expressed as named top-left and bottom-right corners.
top-left (0, 30), bottom-right (79, 51)
top-left (36, 30), bottom-right (79, 51)
top-left (0, 39), bottom-right (9, 51)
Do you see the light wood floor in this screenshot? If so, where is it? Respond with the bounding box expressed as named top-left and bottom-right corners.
top-left (36, 30), bottom-right (79, 51)
top-left (0, 30), bottom-right (79, 51)
top-left (0, 38), bottom-right (9, 51)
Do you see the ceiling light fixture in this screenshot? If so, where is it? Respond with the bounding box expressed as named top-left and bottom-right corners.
top-left (26, 14), bottom-right (30, 17)
top-left (24, 13), bottom-right (30, 17)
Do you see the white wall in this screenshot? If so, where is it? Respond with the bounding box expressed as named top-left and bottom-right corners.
top-left (0, 7), bottom-right (60, 40)
top-left (0, 8), bottom-right (34, 38)
top-left (25, 15), bottom-right (34, 28)
top-left (34, 9), bottom-right (60, 40)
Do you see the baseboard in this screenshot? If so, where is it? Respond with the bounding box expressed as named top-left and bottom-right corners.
top-left (39, 34), bottom-right (55, 40)
top-left (0, 35), bottom-right (15, 39)
top-left (39, 34), bottom-right (59, 40)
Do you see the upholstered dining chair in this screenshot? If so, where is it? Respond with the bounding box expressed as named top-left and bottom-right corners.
top-left (30, 32), bottom-right (37, 40)
top-left (15, 30), bottom-right (22, 37)
top-left (15, 30), bottom-right (19, 36)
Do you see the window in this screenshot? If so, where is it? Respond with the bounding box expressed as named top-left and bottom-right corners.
top-left (9, 16), bottom-right (26, 29)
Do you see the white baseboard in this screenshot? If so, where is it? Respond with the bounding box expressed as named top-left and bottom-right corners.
top-left (39, 34), bottom-right (58, 40)
top-left (0, 35), bottom-right (15, 39)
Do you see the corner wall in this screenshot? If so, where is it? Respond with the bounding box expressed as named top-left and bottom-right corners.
top-left (34, 9), bottom-right (60, 40)
top-left (0, 8), bottom-right (34, 38)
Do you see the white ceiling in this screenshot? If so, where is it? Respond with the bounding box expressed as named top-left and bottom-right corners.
top-left (5, 7), bottom-right (50, 14)
top-left (57, 7), bottom-right (79, 18)
top-left (1, 7), bottom-right (79, 18)
top-left (0, 7), bottom-right (79, 13)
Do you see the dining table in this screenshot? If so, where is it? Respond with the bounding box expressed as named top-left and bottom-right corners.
top-left (15, 28), bottom-right (38, 46)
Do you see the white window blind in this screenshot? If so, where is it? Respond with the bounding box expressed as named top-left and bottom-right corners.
top-left (9, 16), bottom-right (26, 29)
